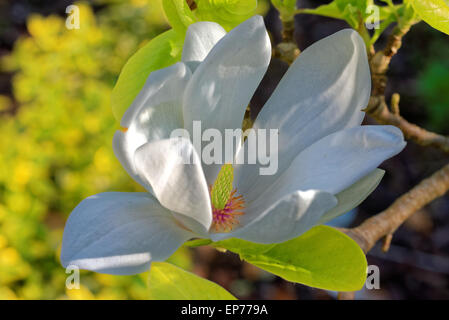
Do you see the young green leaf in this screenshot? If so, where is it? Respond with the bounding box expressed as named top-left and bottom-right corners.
top-left (148, 262), bottom-right (236, 300)
top-left (299, 1), bottom-right (343, 20)
top-left (194, 0), bottom-right (257, 31)
top-left (111, 30), bottom-right (184, 122)
top-left (411, 0), bottom-right (449, 35)
top-left (299, 1), bottom-right (392, 27)
top-left (335, 0), bottom-right (371, 14)
top-left (162, 0), bottom-right (197, 33)
top-left (213, 226), bottom-right (367, 291)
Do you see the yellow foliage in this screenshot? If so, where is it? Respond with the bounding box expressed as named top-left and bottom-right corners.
top-left (0, 1), bottom-right (178, 299)
top-left (66, 285), bottom-right (96, 300)
top-left (0, 95), bottom-right (12, 111)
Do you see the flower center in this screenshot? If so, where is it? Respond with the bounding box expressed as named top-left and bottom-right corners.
top-left (210, 164), bottom-right (245, 232)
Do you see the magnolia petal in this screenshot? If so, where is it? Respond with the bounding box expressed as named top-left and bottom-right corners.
top-left (210, 190), bottom-right (337, 244)
top-left (182, 21), bottom-right (227, 66)
top-left (256, 126), bottom-right (405, 207)
top-left (183, 15), bottom-right (271, 146)
top-left (318, 169), bottom-right (385, 224)
top-left (134, 138), bottom-right (212, 232)
top-left (113, 62), bottom-right (191, 190)
top-left (121, 62), bottom-right (191, 128)
top-left (235, 29), bottom-right (371, 201)
top-left (60, 192), bottom-right (192, 275)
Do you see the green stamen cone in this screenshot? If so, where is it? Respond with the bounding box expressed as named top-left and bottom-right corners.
top-left (211, 164), bottom-right (234, 210)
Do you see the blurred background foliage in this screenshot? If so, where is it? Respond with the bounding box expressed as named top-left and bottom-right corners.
top-left (0, 0), bottom-right (270, 300)
top-left (0, 0), bottom-right (448, 299)
top-left (0, 0), bottom-right (194, 300)
top-left (416, 39), bottom-right (449, 134)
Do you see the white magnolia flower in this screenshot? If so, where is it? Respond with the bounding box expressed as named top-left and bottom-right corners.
top-left (61, 16), bottom-right (406, 275)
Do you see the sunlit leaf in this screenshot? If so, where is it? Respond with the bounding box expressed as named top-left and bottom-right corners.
top-left (335, 0), bottom-right (371, 14)
top-left (111, 30), bottom-right (183, 122)
top-left (148, 262), bottom-right (236, 300)
top-left (272, 0), bottom-right (297, 19)
top-left (162, 0), bottom-right (197, 32)
top-left (165, 246), bottom-right (194, 271)
top-left (195, 0), bottom-right (257, 31)
top-left (300, 0), bottom-right (393, 25)
top-left (214, 226), bottom-right (367, 291)
top-left (300, 1), bottom-right (342, 20)
top-left (1, 2), bottom-right (174, 299)
top-left (412, 0), bottom-right (449, 35)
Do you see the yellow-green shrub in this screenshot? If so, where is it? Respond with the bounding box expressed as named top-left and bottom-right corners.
top-left (0, 1), bottom-right (191, 299)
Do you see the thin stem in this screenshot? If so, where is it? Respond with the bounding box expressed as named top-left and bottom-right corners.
top-left (366, 96), bottom-right (449, 153)
top-left (275, 14), bottom-right (300, 64)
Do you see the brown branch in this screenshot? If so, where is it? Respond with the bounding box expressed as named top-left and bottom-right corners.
top-left (337, 163), bottom-right (449, 299)
top-left (272, 15), bottom-right (447, 299)
top-left (382, 233), bottom-right (393, 253)
top-left (335, 22), bottom-right (449, 300)
top-left (370, 25), bottom-right (409, 96)
top-left (366, 96), bottom-right (449, 153)
top-left (337, 292), bottom-right (356, 300)
top-left (366, 24), bottom-right (449, 154)
top-left (343, 162), bottom-right (449, 253)
top-left (186, 0), bottom-right (197, 10)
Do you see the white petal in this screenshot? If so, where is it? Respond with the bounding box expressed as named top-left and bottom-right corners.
top-left (182, 21), bottom-right (226, 65)
top-left (256, 125), bottom-right (405, 206)
top-left (210, 190), bottom-right (337, 244)
top-left (113, 62), bottom-right (191, 190)
top-left (113, 131), bottom-right (153, 193)
top-left (134, 138), bottom-right (212, 232)
top-left (183, 15), bottom-right (271, 139)
top-left (60, 192), bottom-right (192, 275)
top-left (121, 62), bottom-right (191, 128)
top-left (234, 29), bottom-right (370, 199)
top-left (318, 169), bottom-right (385, 224)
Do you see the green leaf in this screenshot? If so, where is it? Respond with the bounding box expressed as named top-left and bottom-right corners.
top-left (335, 0), bottom-right (371, 13)
top-left (162, 0), bottom-right (197, 33)
top-left (299, 0), bottom-right (404, 45)
top-left (165, 246), bottom-right (194, 270)
top-left (272, 0), bottom-right (297, 10)
top-left (195, 0), bottom-right (257, 31)
top-left (148, 262), bottom-right (237, 300)
top-left (214, 226), bottom-right (367, 291)
top-left (370, 14), bottom-right (396, 44)
top-left (111, 30), bottom-right (184, 122)
top-left (411, 0), bottom-right (449, 35)
top-left (378, 2), bottom-right (401, 20)
top-left (184, 238), bottom-right (213, 247)
top-left (300, 1), bottom-right (384, 28)
top-left (318, 169), bottom-right (385, 224)
top-left (299, 0), bottom-right (399, 23)
top-left (337, 0), bottom-right (377, 28)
